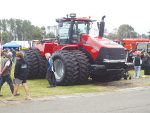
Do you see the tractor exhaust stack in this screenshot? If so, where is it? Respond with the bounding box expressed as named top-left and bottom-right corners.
top-left (97, 15), bottom-right (106, 37)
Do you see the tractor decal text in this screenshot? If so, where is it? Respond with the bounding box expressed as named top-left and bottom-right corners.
top-left (82, 39), bottom-right (99, 51)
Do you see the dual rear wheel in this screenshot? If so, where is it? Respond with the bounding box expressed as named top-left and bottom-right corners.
top-left (20, 48), bottom-right (47, 79)
top-left (52, 50), bottom-right (89, 86)
top-left (22, 49), bottom-right (89, 85)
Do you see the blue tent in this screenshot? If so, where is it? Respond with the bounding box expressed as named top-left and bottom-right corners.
top-left (3, 42), bottom-right (19, 50)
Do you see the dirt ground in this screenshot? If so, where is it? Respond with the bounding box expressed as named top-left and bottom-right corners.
top-left (94, 77), bottom-right (150, 89)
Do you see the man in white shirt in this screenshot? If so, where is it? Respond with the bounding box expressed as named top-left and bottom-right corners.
top-left (0, 52), bottom-right (19, 97)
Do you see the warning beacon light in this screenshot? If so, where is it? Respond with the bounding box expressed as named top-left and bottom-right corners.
top-left (70, 13), bottom-right (76, 18)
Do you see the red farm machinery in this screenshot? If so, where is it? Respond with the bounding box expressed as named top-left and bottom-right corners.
top-left (114, 38), bottom-right (150, 62)
top-left (22, 13), bottom-right (133, 85)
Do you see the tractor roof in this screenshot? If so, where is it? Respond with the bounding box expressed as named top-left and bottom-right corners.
top-left (56, 17), bottom-right (93, 22)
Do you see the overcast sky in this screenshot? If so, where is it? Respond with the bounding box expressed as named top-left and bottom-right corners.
top-left (0, 0), bottom-right (150, 35)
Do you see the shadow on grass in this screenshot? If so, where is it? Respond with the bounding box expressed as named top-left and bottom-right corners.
top-left (86, 78), bottom-right (135, 88)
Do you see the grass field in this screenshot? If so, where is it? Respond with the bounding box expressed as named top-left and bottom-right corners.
top-left (0, 57), bottom-right (149, 99)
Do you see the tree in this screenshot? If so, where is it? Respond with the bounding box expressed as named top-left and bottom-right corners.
top-left (1, 19), bottom-right (7, 32)
top-left (46, 32), bottom-right (55, 38)
top-left (93, 28), bottom-right (99, 35)
top-left (7, 18), bottom-right (16, 41)
top-left (53, 25), bottom-right (57, 37)
top-left (2, 31), bottom-right (11, 43)
top-left (41, 26), bottom-right (46, 38)
top-left (117, 24), bottom-right (134, 39)
top-left (47, 26), bottom-right (51, 33)
top-left (148, 31), bottom-right (150, 38)
top-left (0, 20), bottom-right (2, 31)
top-left (32, 27), bottom-right (43, 40)
top-left (22, 20), bottom-right (32, 40)
top-left (141, 34), bottom-right (147, 38)
top-left (104, 28), bottom-right (108, 37)
top-left (15, 19), bottom-right (22, 41)
top-left (130, 32), bottom-right (138, 38)
top-left (46, 25), bottom-right (57, 38)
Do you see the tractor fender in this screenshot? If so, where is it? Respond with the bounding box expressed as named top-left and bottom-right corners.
top-left (61, 45), bottom-right (79, 50)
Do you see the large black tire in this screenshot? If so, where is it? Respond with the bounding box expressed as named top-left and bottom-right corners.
top-left (29, 49), bottom-right (39, 78)
top-left (52, 50), bottom-right (79, 86)
top-left (113, 70), bottom-right (125, 81)
top-left (113, 74), bottom-right (122, 81)
top-left (30, 48), bottom-right (47, 79)
top-left (20, 49), bottom-right (34, 79)
top-left (70, 50), bottom-right (89, 85)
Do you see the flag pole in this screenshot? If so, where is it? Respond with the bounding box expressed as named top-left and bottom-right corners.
top-left (0, 30), bottom-right (2, 62)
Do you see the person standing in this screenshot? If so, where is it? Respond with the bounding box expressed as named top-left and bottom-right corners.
top-left (15, 47), bottom-right (19, 54)
top-left (0, 52), bottom-right (20, 97)
top-left (142, 53), bottom-right (150, 77)
top-left (45, 53), bottom-right (56, 88)
top-left (8, 52), bottom-right (31, 100)
top-left (12, 49), bottom-right (16, 63)
top-left (3, 49), bottom-right (7, 58)
top-left (133, 54), bottom-right (141, 79)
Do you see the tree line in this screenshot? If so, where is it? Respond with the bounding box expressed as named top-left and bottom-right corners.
top-left (93, 24), bottom-right (150, 40)
top-left (0, 18), bottom-right (56, 44)
top-left (0, 18), bottom-right (149, 44)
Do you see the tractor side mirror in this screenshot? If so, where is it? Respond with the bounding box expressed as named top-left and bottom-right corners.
top-left (97, 22), bottom-right (100, 29)
top-left (89, 22), bottom-right (92, 30)
top-left (58, 19), bottom-right (63, 27)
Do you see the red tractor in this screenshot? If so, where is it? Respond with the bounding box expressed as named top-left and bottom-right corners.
top-left (22, 13), bottom-right (133, 85)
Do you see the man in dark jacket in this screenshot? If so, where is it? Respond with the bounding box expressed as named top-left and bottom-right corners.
top-left (45, 53), bottom-right (56, 88)
top-left (8, 52), bottom-right (31, 100)
top-left (142, 53), bottom-right (150, 77)
top-left (0, 52), bottom-right (20, 97)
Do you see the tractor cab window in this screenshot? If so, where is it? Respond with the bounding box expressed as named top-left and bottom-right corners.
top-left (73, 21), bottom-right (89, 34)
top-left (137, 42), bottom-right (147, 52)
top-left (72, 21), bottom-right (90, 43)
top-left (32, 41), bottom-right (38, 46)
top-left (57, 21), bottom-right (90, 44)
top-left (58, 22), bottom-right (70, 44)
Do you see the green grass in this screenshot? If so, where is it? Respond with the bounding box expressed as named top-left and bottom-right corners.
top-left (0, 56), bottom-right (149, 100)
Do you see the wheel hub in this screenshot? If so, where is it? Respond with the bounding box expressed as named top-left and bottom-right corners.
top-left (54, 59), bottom-right (64, 80)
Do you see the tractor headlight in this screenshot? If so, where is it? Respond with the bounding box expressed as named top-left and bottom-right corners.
top-left (103, 59), bottom-right (126, 63)
top-left (70, 13), bottom-right (76, 18)
top-left (103, 59), bottom-right (110, 62)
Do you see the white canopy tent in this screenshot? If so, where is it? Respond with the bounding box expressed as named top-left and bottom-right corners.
top-left (12, 41), bottom-right (30, 48)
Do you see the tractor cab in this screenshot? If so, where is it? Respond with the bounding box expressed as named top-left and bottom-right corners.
top-left (136, 42), bottom-right (150, 54)
top-left (113, 40), bottom-right (124, 47)
top-left (56, 13), bottom-right (94, 44)
top-left (28, 40), bottom-right (40, 47)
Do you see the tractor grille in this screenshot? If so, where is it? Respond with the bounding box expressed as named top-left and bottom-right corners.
top-left (95, 47), bottom-right (126, 69)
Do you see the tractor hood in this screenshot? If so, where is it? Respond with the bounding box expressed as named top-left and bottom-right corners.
top-left (80, 34), bottom-right (126, 61)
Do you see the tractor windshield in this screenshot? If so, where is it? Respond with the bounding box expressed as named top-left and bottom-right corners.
top-left (73, 21), bottom-right (90, 34)
top-left (58, 22), bottom-right (70, 44)
top-left (58, 21), bottom-right (90, 44)
top-left (72, 21), bottom-right (90, 44)
top-left (137, 42), bottom-right (147, 52)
